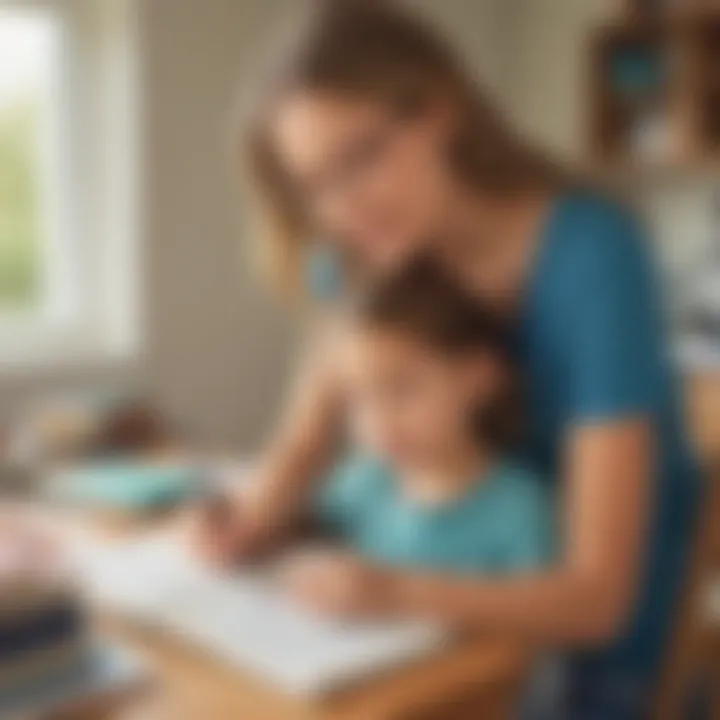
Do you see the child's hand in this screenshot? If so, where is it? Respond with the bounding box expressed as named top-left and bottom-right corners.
top-left (281, 550), bottom-right (394, 618)
top-left (187, 491), bottom-right (275, 567)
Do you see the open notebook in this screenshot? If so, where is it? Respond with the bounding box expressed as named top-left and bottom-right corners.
top-left (74, 535), bottom-right (446, 695)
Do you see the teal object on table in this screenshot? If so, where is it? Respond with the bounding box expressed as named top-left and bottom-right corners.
top-left (51, 462), bottom-right (201, 510)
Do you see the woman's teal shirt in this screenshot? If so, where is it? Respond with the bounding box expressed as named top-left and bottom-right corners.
top-left (308, 191), bottom-right (702, 681)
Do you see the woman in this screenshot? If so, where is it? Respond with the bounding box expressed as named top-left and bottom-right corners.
top-left (197, 1), bottom-right (701, 717)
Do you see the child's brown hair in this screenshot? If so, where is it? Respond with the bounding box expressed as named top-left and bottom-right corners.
top-left (351, 254), bottom-right (523, 450)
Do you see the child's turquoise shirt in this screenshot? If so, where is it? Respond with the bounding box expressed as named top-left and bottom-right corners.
top-left (318, 455), bottom-right (555, 574)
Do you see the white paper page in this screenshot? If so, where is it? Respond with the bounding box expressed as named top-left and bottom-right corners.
top-left (73, 535), bottom-right (445, 695)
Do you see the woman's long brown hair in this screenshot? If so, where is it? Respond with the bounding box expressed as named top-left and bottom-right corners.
top-left (241, 0), bottom-right (566, 295)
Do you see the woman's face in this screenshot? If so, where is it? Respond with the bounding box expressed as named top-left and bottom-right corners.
top-left (271, 91), bottom-right (459, 273)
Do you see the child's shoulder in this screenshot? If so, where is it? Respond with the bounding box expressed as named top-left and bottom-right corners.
top-left (325, 452), bottom-right (393, 502)
top-left (485, 458), bottom-right (552, 508)
top-left (481, 458), bottom-right (557, 568)
top-left (490, 457), bottom-right (546, 486)
top-left (332, 452), bottom-right (392, 484)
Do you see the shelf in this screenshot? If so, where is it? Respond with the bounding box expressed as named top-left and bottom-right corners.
top-left (587, 156), bottom-right (720, 183)
top-left (588, 7), bottom-right (720, 173)
top-left (622, 2), bottom-right (720, 24)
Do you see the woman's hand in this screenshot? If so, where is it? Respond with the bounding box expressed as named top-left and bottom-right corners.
top-left (281, 550), bottom-right (395, 618)
top-left (189, 327), bottom-right (344, 569)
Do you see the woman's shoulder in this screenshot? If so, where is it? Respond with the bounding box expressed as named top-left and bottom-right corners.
top-left (547, 190), bottom-right (648, 263)
top-left (538, 189), bottom-right (655, 297)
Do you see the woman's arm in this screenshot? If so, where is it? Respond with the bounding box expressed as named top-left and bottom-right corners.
top-left (392, 421), bottom-right (652, 644)
top-left (247, 328), bottom-right (345, 530)
top-left (193, 325), bottom-right (345, 561)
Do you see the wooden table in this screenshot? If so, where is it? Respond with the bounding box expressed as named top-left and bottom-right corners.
top-left (106, 621), bottom-right (529, 720)
top-left (55, 514), bottom-right (531, 720)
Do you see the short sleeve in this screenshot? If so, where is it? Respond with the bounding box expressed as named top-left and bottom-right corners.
top-left (552, 202), bottom-right (661, 423)
top-left (315, 455), bottom-right (384, 533)
top-left (492, 471), bottom-right (556, 572)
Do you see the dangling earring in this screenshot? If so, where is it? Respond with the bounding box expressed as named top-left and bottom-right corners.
top-left (306, 241), bottom-right (346, 301)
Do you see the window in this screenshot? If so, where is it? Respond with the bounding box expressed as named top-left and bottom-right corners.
top-left (0, 9), bottom-right (57, 314)
top-left (0, 0), bottom-right (139, 370)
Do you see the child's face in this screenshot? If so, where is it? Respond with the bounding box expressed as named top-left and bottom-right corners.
top-left (341, 327), bottom-right (494, 470)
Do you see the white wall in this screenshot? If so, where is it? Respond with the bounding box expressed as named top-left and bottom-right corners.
top-left (497, 0), bottom-right (614, 158)
top-left (138, 0), bottom-right (300, 450)
top-left (414, 0), bottom-right (511, 101)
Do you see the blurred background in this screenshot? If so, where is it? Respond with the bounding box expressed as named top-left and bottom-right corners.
top-left (0, 0), bottom-right (719, 457)
top-left (2, 1), bottom-right (720, 717)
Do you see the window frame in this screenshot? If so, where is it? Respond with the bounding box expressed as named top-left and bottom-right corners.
top-left (0, 0), bottom-right (141, 373)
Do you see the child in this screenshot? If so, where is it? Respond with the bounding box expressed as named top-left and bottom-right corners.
top-left (283, 256), bottom-right (555, 613)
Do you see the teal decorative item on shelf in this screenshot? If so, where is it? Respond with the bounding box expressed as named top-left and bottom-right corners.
top-left (611, 47), bottom-right (666, 100)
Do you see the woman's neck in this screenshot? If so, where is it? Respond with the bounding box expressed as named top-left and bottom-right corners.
top-left (438, 187), bottom-right (553, 313)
